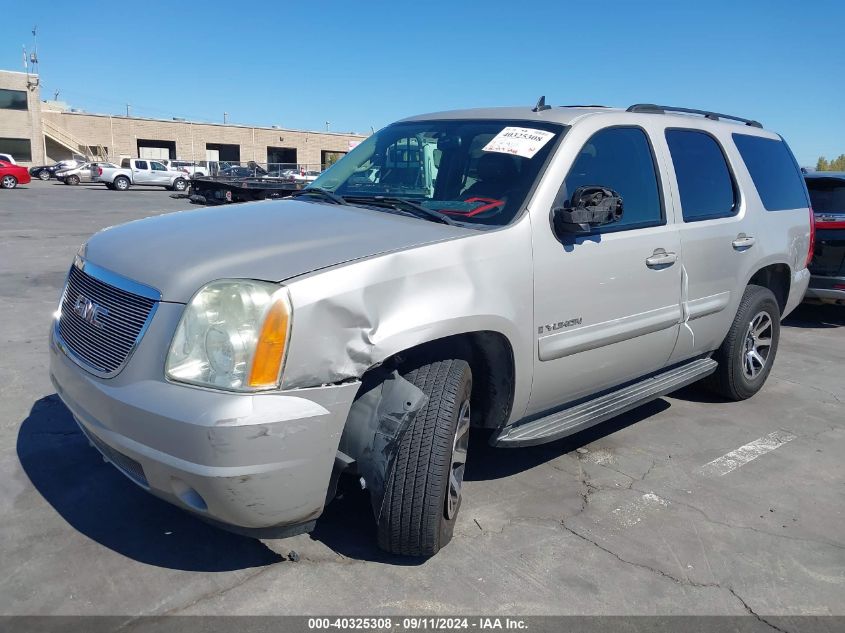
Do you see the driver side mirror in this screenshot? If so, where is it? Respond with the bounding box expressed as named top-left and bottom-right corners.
top-left (553, 186), bottom-right (624, 236)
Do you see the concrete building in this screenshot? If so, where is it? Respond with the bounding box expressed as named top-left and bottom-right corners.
top-left (0, 69), bottom-right (365, 169)
top-left (0, 70), bottom-right (45, 164)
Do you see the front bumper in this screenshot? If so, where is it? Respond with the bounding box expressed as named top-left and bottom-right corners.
top-left (49, 328), bottom-right (360, 531)
top-left (804, 274), bottom-right (845, 305)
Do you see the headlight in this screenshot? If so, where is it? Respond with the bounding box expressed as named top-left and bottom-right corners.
top-left (165, 280), bottom-right (291, 391)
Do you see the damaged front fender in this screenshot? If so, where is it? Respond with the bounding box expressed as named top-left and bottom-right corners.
top-left (340, 371), bottom-right (428, 519)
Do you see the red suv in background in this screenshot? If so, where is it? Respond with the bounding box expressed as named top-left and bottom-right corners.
top-left (805, 172), bottom-right (845, 305)
top-left (0, 160), bottom-right (31, 189)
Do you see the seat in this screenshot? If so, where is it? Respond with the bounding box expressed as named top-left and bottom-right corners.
top-left (463, 153), bottom-right (520, 199)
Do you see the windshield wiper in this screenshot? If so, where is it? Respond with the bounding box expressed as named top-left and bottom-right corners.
top-left (344, 195), bottom-right (457, 226)
top-left (290, 187), bottom-right (348, 205)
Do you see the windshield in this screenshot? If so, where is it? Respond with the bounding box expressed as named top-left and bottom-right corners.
top-left (310, 119), bottom-right (565, 226)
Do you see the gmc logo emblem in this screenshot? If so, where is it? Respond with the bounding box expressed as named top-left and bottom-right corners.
top-left (72, 294), bottom-right (108, 329)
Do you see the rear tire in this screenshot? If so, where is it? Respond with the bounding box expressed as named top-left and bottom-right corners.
top-left (705, 284), bottom-right (780, 401)
top-left (113, 176), bottom-right (130, 191)
top-left (66, 174), bottom-right (80, 185)
top-left (377, 358), bottom-right (472, 557)
top-left (1, 175), bottom-right (18, 189)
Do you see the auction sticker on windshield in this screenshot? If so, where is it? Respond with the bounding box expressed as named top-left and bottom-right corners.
top-left (482, 127), bottom-right (556, 159)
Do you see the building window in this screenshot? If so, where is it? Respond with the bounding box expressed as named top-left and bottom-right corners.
top-left (321, 150), bottom-right (346, 170)
top-left (0, 138), bottom-right (32, 161)
top-left (0, 89), bottom-right (27, 111)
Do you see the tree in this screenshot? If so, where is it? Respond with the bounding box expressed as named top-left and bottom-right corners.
top-left (816, 154), bottom-right (845, 171)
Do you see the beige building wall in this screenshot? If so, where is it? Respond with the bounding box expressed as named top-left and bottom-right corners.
top-left (0, 70), bottom-right (45, 165)
top-left (39, 110), bottom-right (365, 167)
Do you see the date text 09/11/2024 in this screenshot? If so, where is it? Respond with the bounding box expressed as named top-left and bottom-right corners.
top-left (307, 617), bottom-right (529, 630)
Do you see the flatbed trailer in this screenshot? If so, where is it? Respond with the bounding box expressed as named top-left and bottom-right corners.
top-left (189, 176), bottom-right (305, 204)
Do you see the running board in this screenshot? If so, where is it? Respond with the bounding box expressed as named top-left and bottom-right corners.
top-left (492, 358), bottom-right (717, 447)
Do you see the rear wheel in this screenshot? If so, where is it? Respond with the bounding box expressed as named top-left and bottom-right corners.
top-left (705, 284), bottom-right (780, 401)
top-left (66, 174), bottom-right (80, 185)
top-left (113, 176), bottom-right (130, 191)
top-left (1, 175), bottom-right (18, 189)
top-left (377, 358), bottom-right (472, 557)
top-left (38, 170), bottom-right (51, 181)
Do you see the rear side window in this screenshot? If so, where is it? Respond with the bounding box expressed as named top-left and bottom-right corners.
top-left (732, 134), bottom-right (808, 211)
top-left (562, 127), bottom-right (663, 231)
top-left (806, 178), bottom-right (845, 213)
top-left (135, 160), bottom-right (148, 170)
top-left (666, 130), bottom-right (736, 221)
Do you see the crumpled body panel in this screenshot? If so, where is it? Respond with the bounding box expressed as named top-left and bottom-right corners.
top-left (282, 216), bottom-right (535, 427)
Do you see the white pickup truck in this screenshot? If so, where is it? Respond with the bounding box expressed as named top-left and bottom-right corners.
top-left (94, 158), bottom-right (190, 191)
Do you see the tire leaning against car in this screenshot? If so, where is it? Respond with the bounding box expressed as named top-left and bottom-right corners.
top-left (113, 176), bottom-right (130, 191)
top-left (1, 175), bottom-right (18, 189)
top-left (172, 178), bottom-right (187, 192)
top-left (705, 284), bottom-right (781, 401)
top-left (377, 358), bottom-right (472, 557)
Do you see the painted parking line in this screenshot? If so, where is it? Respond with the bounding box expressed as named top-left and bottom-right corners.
top-left (698, 430), bottom-right (797, 477)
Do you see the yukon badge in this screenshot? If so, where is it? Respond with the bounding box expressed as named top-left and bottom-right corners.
top-left (538, 317), bottom-right (583, 335)
top-left (72, 294), bottom-right (109, 329)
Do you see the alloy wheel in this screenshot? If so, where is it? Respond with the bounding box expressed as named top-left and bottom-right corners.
top-left (742, 310), bottom-right (773, 379)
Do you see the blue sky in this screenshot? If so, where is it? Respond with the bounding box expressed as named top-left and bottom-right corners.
top-left (1, 1), bottom-right (842, 165)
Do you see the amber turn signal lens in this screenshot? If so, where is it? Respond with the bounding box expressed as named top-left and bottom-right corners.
top-left (247, 298), bottom-right (290, 388)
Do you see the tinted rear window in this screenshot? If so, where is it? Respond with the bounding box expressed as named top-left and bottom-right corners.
top-left (666, 130), bottom-right (736, 221)
top-left (732, 134), bottom-right (808, 211)
top-left (806, 178), bottom-right (845, 213)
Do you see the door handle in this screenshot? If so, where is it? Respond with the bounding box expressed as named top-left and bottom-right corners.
top-left (732, 234), bottom-right (756, 250)
top-left (645, 248), bottom-right (678, 269)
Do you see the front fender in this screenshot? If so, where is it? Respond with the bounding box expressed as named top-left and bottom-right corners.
top-left (281, 218), bottom-right (535, 423)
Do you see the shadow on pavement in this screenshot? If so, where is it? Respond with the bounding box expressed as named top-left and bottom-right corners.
top-left (17, 395), bottom-right (284, 572)
top-left (313, 398), bottom-right (672, 562)
top-left (782, 303), bottom-right (844, 329)
top-left (19, 393), bottom-right (673, 566)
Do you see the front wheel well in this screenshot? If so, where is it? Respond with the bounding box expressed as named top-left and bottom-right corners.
top-left (748, 264), bottom-right (790, 314)
top-left (360, 331), bottom-right (516, 430)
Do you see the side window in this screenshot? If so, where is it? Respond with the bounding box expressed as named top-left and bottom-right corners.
top-left (135, 160), bottom-right (149, 170)
top-left (562, 127), bottom-right (663, 231)
top-left (150, 161), bottom-right (166, 171)
top-left (666, 130), bottom-right (736, 221)
top-left (732, 134), bottom-right (808, 211)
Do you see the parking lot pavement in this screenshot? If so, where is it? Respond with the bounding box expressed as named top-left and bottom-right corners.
top-left (1, 180), bottom-right (843, 618)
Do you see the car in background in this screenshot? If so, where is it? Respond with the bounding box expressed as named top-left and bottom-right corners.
top-left (158, 159), bottom-right (209, 177)
top-left (292, 170), bottom-right (321, 184)
top-left (218, 162), bottom-right (269, 179)
top-left (804, 172), bottom-right (845, 305)
top-left (56, 162), bottom-right (118, 185)
top-left (0, 153), bottom-right (17, 165)
top-left (29, 158), bottom-right (86, 181)
top-left (0, 160), bottom-right (32, 189)
top-left (94, 159), bottom-right (191, 191)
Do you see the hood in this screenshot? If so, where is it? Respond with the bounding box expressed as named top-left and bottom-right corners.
top-left (82, 198), bottom-right (471, 302)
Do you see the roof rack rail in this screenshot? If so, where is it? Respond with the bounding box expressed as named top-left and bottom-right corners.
top-left (626, 104), bottom-right (763, 128)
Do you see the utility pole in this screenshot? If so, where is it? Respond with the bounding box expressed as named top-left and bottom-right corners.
top-left (223, 112), bottom-right (229, 124)
top-left (126, 104), bottom-right (131, 117)
top-left (325, 121), bottom-right (330, 132)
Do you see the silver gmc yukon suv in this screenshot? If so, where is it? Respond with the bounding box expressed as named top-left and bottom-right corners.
top-left (49, 102), bottom-right (812, 557)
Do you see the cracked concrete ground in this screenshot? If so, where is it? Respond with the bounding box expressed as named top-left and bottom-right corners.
top-left (1, 181), bottom-right (843, 618)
